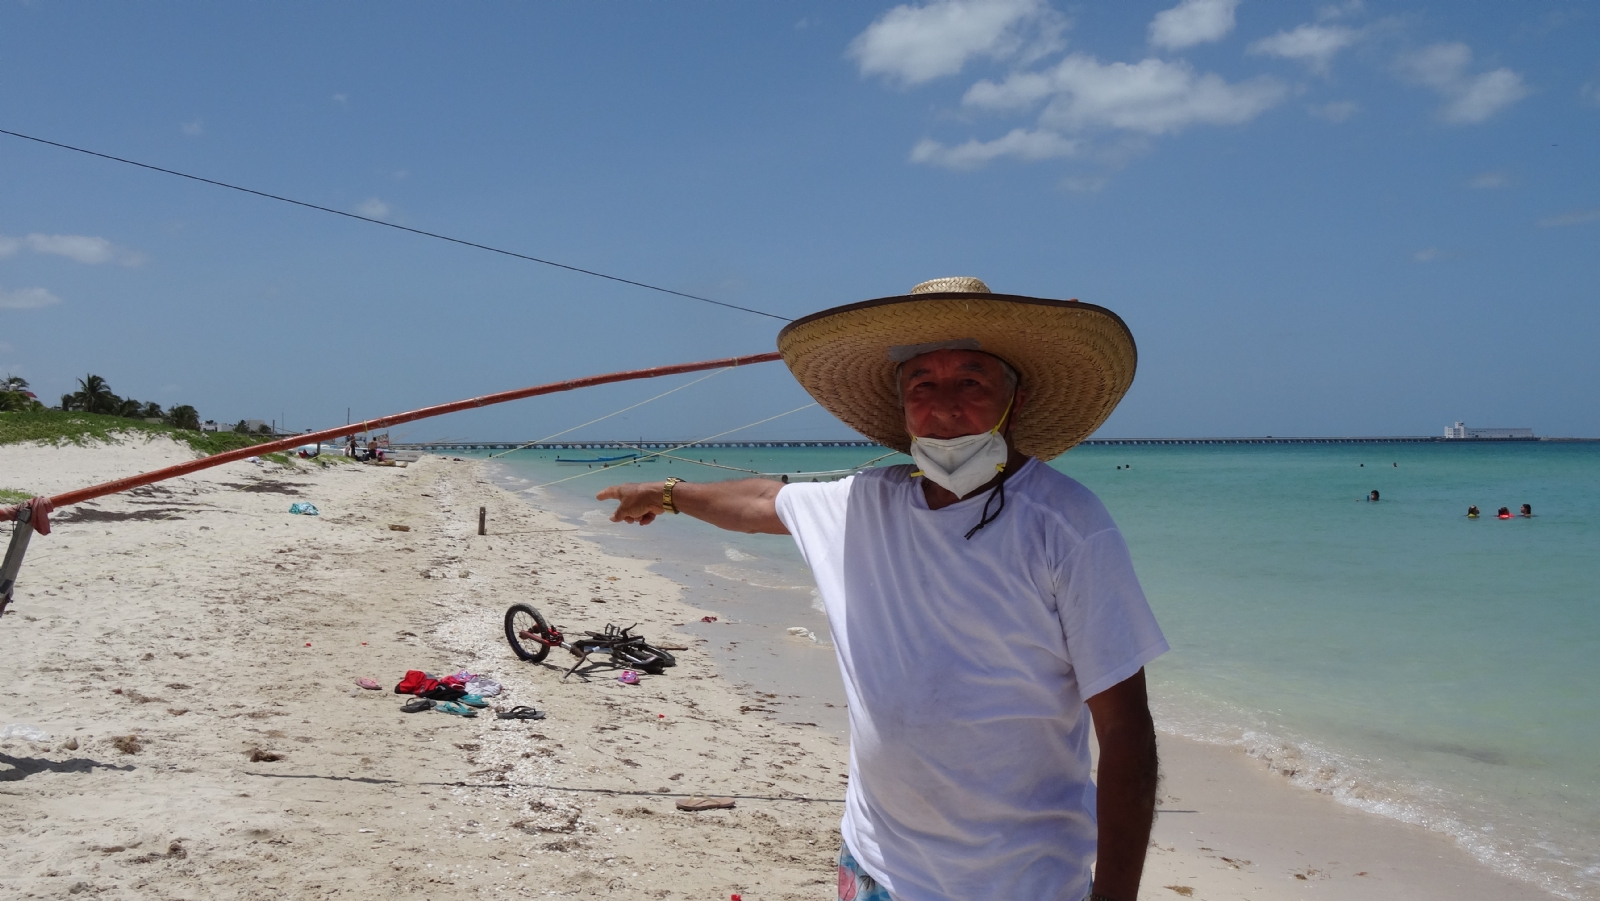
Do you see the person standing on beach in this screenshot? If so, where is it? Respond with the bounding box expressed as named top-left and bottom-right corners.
top-left (599, 278), bottom-right (1165, 901)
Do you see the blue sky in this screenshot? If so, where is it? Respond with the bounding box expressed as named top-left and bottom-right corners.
top-left (1, 0), bottom-right (1596, 441)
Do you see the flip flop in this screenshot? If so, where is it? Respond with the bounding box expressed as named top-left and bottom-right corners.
top-left (618, 671), bottom-right (640, 685)
top-left (434, 701), bottom-right (478, 717)
top-left (494, 706), bottom-right (546, 721)
top-left (400, 698), bottom-right (435, 713)
top-left (675, 796), bottom-right (736, 811)
top-left (457, 694), bottom-right (489, 708)
top-left (356, 678), bottom-right (381, 691)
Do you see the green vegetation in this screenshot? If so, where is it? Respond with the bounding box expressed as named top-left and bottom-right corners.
top-left (0, 409), bottom-right (275, 456)
top-left (0, 487), bottom-right (32, 504)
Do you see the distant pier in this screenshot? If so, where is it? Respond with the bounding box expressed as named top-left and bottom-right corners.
top-left (390, 435), bottom-right (1595, 452)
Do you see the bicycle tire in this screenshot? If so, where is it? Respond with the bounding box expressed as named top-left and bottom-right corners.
top-left (504, 604), bottom-right (554, 663)
top-left (614, 645), bottom-right (669, 675)
top-left (627, 639), bottom-right (675, 669)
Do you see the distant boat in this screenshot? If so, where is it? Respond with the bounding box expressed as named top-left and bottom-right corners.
top-left (555, 452), bottom-right (655, 465)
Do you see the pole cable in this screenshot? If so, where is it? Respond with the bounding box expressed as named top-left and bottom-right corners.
top-left (0, 127), bottom-right (791, 322)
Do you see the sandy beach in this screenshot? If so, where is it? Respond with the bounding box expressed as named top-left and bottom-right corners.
top-left (0, 437), bottom-right (1558, 899)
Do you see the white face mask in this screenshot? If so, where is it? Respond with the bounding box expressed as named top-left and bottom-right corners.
top-left (909, 395), bottom-right (1014, 499)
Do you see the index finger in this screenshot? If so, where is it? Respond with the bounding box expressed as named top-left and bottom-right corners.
top-left (596, 484), bottom-right (623, 502)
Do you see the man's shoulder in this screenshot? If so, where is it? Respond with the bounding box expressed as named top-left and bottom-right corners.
top-left (1011, 459), bottom-right (1118, 535)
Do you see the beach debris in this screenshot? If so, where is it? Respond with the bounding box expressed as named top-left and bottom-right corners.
top-left (1, 723), bottom-right (51, 743)
top-left (61, 737), bottom-right (79, 751)
top-left (700, 616), bottom-right (718, 623)
top-left (287, 502), bottom-right (319, 515)
top-left (1164, 887), bottom-right (1194, 897)
top-left (787, 626), bottom-right (818, 642)
top-left (355, 678), bottom-right (381, 690)
top-left (494, 706), bottom-right (546, 720)
top-left (111, 735), bottom-right (143, 755)
top-left (675, 796), bottom-right (735, 812)
top-left (247, 747), bottom-right (284, 762)
top-left (388, 524), bottom-right (411, 532)
top-left (618, 670), bottom-right (640, 685)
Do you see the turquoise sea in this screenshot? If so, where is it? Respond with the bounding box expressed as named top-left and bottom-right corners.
top-left (473, 442), bottom-right (1600, 899)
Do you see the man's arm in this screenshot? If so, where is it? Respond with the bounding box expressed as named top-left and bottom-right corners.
top-left (596, 479), bottom-right (787, 535)
top-left (1084, 667), bottom-right (1158, 901)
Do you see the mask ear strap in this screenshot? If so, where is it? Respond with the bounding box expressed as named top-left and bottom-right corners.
top-left (989, 392), bottom-right (1017, 436)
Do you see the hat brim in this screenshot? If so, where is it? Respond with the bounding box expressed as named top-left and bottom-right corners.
top-left (776, 292), bottom-right (1136, 460)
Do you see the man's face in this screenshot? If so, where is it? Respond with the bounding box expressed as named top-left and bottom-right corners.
top-left (899, 349), bottom-right (1023, 440)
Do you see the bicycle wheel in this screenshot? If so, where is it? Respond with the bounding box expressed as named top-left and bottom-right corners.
top-left (504, 604), bottom-right (554, 663)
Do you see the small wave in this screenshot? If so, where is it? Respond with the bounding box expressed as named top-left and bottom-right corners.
top-left (1151, 694), bottom-right (1585, 899)
top-left (704, 563), bottom-right (813, 592)
top-left (811, 588), bottom-right (825, 614)
top-left (723, 545), bottom-right (757, 562)
top-left (580, 509), bottom-right (612, 524)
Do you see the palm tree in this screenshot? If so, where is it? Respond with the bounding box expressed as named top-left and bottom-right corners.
top-left (116, 397), bottom-right (144, 418)
top-left (1, 374), bottom-right (27, 392)
top-left (72, 375), bottom-right (116, 415)
top-left (166, 405), bottom-right (200, 431)
top-left (141, 401), bottom-right (164, 420)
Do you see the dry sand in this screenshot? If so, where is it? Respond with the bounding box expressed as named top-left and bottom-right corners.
top-left (0, 436), bottom-right (1557, 899)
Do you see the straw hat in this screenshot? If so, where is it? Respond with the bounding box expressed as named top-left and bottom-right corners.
top-left (776, 277), bottom-right (1136, 460)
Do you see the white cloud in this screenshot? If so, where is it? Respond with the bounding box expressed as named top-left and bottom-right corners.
top-left (911, 127), bottom-right (1082, 168)
top-left (181, 119), bottom-right (204, 137)
top-left (1317, 0), bottom-right (1364, 20)
top-left (0, 236), bottom-right (18, 257)
top-left (1412, 247), bottom-right (1441, 262)
top-left (1148, 0), bottom-right (1239, 51)
top-left (1310, 100), bottom-right (1359, 122)
top-left (0, 286), bottom-right (62, 309)
top-left (849, 0), bottom-right (1066, 86)
top-left (1538, 208), bottom-right (1600, 228)
top-left (1398, 43), bottom-right (1528, 124)
top-left (1469, 171), bottom-right (1508, 189)
top-left (356, 198), bottom-right (392, 219)
top-left (1249, 24), bottom-right (1360, 74)
top-left (1583, 80), bottom-right (1600, 107)
top-left (19, 233), bottom-right (144, 266)
top-left (965, 54), bottom-right (1286, 135)
top-left (332, 93), bottom-right (349, 105)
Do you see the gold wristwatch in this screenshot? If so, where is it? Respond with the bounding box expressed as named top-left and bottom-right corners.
top-left (662, 477), bottom-right (684, 514)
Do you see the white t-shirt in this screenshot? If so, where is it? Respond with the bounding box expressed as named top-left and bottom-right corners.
top-left (775, 459), bottom-right (1167, 901)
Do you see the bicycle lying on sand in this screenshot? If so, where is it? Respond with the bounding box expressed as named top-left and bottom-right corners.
top-left (503, 604), bottom-right (677, 680)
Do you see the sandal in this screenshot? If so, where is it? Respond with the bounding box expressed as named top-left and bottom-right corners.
top-left (457, 694), bottom-right (489, 708)
top-left (400, 698), bottom-right (435, 713)
top-left (434, 700), bottom-right (478, 717)
top-left (494, 705), bottom-right (546, 720)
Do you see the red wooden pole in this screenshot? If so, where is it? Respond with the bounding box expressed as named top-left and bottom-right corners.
top-left (47, 351), bottom-right (782, 509)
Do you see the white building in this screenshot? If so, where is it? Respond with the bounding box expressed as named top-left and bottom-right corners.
top-left (1445, 422), bottom-right (1534, 439)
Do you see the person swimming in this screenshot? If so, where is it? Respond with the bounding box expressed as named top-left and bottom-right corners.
top-left (1520, 503), bottom-right (1533, 517)
top-left (1467, 505), bottom-right (1480, 519)
top-left (1497, 507), bottom-right (1513, 519)
top-left (1368, 490), bottom-right (1380, 502)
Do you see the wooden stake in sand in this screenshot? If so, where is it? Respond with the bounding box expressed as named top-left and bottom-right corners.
top-left (479, 506), bottom-right (487, 536)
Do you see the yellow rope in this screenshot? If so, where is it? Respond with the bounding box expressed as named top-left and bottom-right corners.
top-left (617, 446), bottom-right (903, 479)
top-left (530, 402), bottom-right (818, 489)
top-left (486, 368), bottom-right (730, 460)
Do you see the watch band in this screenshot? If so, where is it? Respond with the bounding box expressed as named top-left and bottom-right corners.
top-left (662, 477), bottom-right (684, 514)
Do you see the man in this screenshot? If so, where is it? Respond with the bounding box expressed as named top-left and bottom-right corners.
top-left (600, 278), bottom-right (1166, 901)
